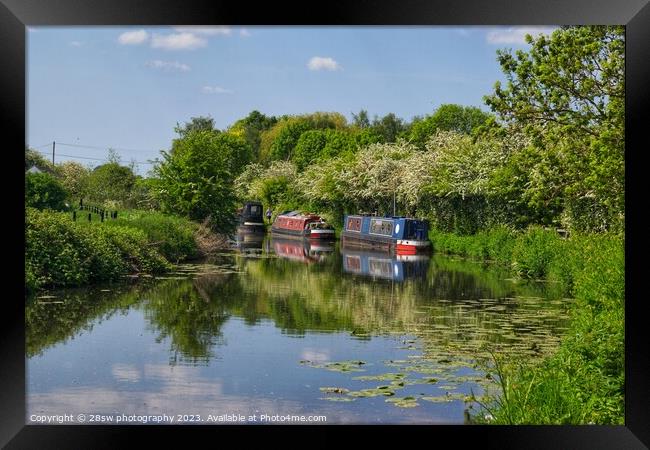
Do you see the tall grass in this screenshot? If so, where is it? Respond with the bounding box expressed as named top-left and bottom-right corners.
top-left (25, 208), bottom-right (203, 293)
top-left (430, 226), bottom-right (625, 424)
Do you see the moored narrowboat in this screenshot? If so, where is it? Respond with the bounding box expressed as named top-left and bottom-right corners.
top-left (236, 201), bottom-right (265, 234)
top-left (270, 211), bottom-right (335, 240)
top-left (340, 215), bottom-right (430, 254)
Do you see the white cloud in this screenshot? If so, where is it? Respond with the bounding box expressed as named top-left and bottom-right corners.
top-left (240, 28), bottom-right (251, 37)
top-left (69, 41), bottom-right (83, 47)
top-left (173, 26), bottom-right (232, 36)
top-left (307, 56), bottom-right (341, 71)
top-left (111, 364), bottom-right (141, 383)
top-left (486, 27), bottom-right (556, 45)
top-left (202, 85), bottom-right (233, 94)
top-left (151, 32), bottom-right (207, 50)
top-left (145, 60), bottom-right (191, 72)
top-left (118, 29), bottom-right (149, 45)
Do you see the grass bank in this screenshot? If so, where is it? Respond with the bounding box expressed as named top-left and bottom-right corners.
top-left (429, 226), bottom-right (624, 424)
top-left (25, 208), bottom-right (222, 294)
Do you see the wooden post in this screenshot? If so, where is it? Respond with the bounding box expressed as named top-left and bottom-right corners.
top-left (100, 211), bottom-right (104, 222)
top-left (88, 213), bottom-right (92, 222)
top-left (72, 211), bottom-right (76, 221)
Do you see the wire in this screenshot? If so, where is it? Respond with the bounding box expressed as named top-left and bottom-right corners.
top-left (56, 142), bottom-right (161, 154)
top-left (33, 150), bottom-right (156, 165)
top-left (29, 143), bottom-right (54, 149)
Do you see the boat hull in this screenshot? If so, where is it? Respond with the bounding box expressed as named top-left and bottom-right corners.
top-left (341, 232), bottom-right (430, 254)
top-left (237, 222), bottom-right (266, 234)
top-left (271, 227), bottom-right (335, 240)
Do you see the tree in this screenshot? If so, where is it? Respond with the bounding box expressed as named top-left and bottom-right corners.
top-left (483, 26), bottom-right (624, 231)
top-left (371, 113), bottom-right (406, 143)
top-left (351, 109), bottom-right (370, 128)
top-left (86, 162), bottom-right (137, 206)
top-left (292, 129), bottom-right (356, 169)
top-left (227, 110), bottom-right (277, 160)
top-left (174, 116), bottom-right (219, 138)
top-left (56, 161), bottom-right (90, 200)
top-left (25, 172), bottom-right (69, 211)
top-left (260, 112), bottom-right (347, 162)
top-left (408, 104), bottom-right (492, 148)
top-left (25, 148), bottom-right (55, 173)
top-left (152, 130), bottom-right (251, 231)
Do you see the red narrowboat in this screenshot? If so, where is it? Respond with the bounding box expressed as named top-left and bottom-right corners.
top-left (270, 211), bottom-right (335, 240)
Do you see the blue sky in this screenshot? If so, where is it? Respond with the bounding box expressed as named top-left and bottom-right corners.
top-left (27, 26), bottom-right (556, 175)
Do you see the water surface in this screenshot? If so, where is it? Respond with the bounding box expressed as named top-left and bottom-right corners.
top-left (27, 238), bottom-right (571, 424)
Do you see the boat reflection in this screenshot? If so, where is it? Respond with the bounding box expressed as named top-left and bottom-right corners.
top-left (271, 237), bottom-right (335, 264)
top-left (341, 247), bottom-right (430, 281)
top-left (234, 232), bottom-right (265, 255)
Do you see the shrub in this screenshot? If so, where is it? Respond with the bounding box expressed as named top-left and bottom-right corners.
top-left (25, 172), bottom-right (69, 211)
top-left (25, 208), bottom-right (174, 290)
top-left (511, 226), bottom-right (560, 279)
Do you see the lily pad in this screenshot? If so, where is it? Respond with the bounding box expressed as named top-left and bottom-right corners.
top-left (319, 397), bottom-right (356, 402)
top-left (319, 387), bottom-right (350, 394)
top-left (348, 388), bottom-right (395, 398)
top-left (386, 396), bottom-right (419, 408)
top-left (352, 373), bottom-right (405, 381)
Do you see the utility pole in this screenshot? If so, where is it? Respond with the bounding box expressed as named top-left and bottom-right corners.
top-left (52, 141), bottom-right (56, 164)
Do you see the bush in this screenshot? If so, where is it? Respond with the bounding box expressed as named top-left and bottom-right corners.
top-left (25, 208), bottom-right (173, 290)
top-left (25, 172), bottom-right (69, 211)
top-left (510, 226), bottom-right (560, 279)
top-left (105, 210), bottom-right (199, 262)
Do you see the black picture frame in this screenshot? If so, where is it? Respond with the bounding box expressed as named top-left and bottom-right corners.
top-left (3, 0), bottom-right (648, 447)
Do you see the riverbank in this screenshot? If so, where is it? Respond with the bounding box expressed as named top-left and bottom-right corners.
top-left (25, 208), bottom-right (227, 293)
top-left (429, 226), bottom-right (624, 424)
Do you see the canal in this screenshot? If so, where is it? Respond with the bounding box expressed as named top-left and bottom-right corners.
top-left (26, 237), bottom-right (572, 424)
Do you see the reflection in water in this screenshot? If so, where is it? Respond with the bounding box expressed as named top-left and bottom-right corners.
top-left (341, 247), bottom-right (429, 281)
top-left (271, 237), bottom-right (335, 264)
top-left (27, 247), bottom-right (571, 424)
top-left (234, 231), bottom-right (265, 255)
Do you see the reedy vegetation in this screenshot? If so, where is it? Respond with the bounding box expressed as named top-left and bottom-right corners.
top-left (25, 26), bottom-right (624, 423)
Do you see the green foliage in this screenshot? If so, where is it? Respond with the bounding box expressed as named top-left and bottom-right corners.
top-left (510, 227), bottom-right (560, 279)
top-left (370, 112), bottom-right (406, 143)
top-left (351, 109), bottom-right (370, 128)
top-left (25, 172), bottom-right (69, 211)
top-left (86, 162), bottom-right (137, 207)
top-left (25, 148), bottom-right (56, 173)
top-left (292, 129), bottom-right (356, 169)
top-left (56, 161), bottom-right (91, 200)
top-left (235, 161), bottom-right (299, 210)
top-left (104, 210), bottom-right (199, 262)
top-left (175, 115), bottom-right (218, 138)
top-left (259, 112), bottom-right (347, 162)
top-left (473, 233), bottom-right (624, 424)
top-left (484, 26), bottom-right (624, 233)
top-left (408, 104), bottom-right (492, 148)
top-left (24, 208), bottom-right (209, 291)
top-left (152, 130), bottom-right (251, 232)
top-left (227, 110), bottom-right (278, 159)
top-left (430, 226), bottom-right (624, 424)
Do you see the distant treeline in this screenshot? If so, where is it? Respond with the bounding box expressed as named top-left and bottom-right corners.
top-left (26, 26), bottom-right (624, 236)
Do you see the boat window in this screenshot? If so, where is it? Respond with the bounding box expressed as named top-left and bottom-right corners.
top-left (370, 219), bottom-right (393, 236)
top-left (250, 205), bottom-right (260, 215)
top-left (346, 217), bottom-right (362, 232)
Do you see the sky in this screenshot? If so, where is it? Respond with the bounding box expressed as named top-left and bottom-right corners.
top-left (27, 26), bottom-right (556, 175)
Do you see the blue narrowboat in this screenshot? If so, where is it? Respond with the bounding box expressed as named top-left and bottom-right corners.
top-left (340, 215), bottom-right (430, 254)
